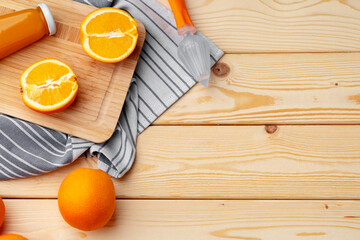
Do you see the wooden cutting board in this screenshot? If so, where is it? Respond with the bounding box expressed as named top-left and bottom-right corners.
top-left (0, 0), bottom-right (145, 143)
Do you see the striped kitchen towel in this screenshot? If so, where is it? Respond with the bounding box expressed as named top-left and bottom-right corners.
top-left (0, 0), bottom-right (223, 180)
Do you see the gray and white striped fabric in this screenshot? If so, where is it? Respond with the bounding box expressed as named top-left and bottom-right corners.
top-left (0, 0), bottom-right (223, 180)
top-left (76, 0), bottom-right (113, 7)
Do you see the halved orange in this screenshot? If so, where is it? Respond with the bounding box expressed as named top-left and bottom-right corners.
top-left (80, 8), bottom-right (138, 63)
top-left (20, 59), bottom-right (78, 114)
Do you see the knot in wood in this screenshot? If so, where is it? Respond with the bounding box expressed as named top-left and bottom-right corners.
top-left (265, 125), bottom-right (278, 134)
top-left (212, 62), bottom-right (230, 77)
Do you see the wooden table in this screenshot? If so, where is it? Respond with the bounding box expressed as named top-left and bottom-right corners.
top-left (1, 0), bottom-right (360, 239)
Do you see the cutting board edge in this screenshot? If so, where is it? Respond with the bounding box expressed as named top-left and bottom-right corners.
top-left (87, 21), bottom-right (146, 143)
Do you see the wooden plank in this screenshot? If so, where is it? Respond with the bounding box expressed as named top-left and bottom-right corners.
top-left (0, 2), bottom-right (146, 142)
top-left (163, 0), bottom-right (360, 53)
top-left (6, 0), bottom-right (360, 53)
top-left (2, 126), bottom-right (360, 199)
top-left (156, 53), bottom-right (360, 124)
top-left (1, 199), bottom-right (360, 239)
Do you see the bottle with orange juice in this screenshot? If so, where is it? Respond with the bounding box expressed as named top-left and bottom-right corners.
top-left (0, 3), bottom-right (56, 59)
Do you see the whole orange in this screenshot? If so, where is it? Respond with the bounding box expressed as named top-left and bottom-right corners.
top-left (58, 168), bottom-right (115, 231)
top-left (0, 196), bottom-right (5, 227)
top-left (0, 234), bottom-right (28, 240)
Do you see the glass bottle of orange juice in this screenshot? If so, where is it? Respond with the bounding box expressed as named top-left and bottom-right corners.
top-left (0, 3), bottom-right (56, 59)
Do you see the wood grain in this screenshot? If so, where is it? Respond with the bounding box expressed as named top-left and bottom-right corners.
top-left (1, 199), bottom-right (360, 239)
top-left (155, 53), bottom-right (360, 124)
top-left (2, 125), bottom-right (360, 199)
top-left (1, 1), bottom-right (359, 238)
top-left (0, 3), bottom-right (146, 142)
top-left (10, 0), bottom-right (360, 53)
top-left (163, 0), bottom-right (360, 53)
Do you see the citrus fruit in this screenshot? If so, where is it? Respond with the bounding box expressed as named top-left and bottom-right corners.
top-left (0, 197), bottom-right (4, 227)
top-left (58, 168), bottom-right (116, 231)
top-left (0, 234), bottom-right (27, 240)
top-left (0, 234), bottom-right (28, 240)
top-left (20, 58), bottom-right (78, 114)
top-left (80, 7), bottom-right (138, 63)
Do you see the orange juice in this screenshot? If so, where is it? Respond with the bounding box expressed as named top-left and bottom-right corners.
top-left (0, 3), bottom-right (56, 59)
